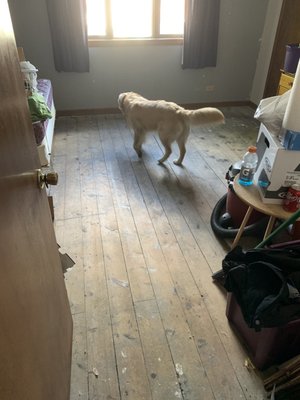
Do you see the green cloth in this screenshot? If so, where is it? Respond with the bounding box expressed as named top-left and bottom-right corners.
top-left (28, 92), bottom-right (52, 122)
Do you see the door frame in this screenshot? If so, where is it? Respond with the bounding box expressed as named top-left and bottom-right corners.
top-left (263, 0), bottom-right (300, 98)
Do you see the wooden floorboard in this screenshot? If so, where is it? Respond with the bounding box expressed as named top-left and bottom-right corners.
top-left (51, 108), bottom-right (267, 400)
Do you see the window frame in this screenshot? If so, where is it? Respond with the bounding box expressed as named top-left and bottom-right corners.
top-left (87, 0), bottom-right (184, 47)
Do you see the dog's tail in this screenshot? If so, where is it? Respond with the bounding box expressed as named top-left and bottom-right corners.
top-left (179, 107), bottom-right (225, 126)
top-left (118, 93), bottom-right (127, 114)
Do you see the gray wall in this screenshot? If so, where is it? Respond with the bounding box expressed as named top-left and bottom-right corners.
top-left (9, 0), bottom-right (269, 111)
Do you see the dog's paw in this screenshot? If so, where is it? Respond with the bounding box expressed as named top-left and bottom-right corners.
top-left (173, 159), bottom-right (183, 166)
top-left (134, 147), bottom-right (142, 158)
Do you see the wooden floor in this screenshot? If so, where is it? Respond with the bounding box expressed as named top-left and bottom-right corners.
top-left (50, 107), bottom-right (268, 400)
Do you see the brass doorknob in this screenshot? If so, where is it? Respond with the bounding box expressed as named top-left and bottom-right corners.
top-left (37, 169), bottom-right (58, 189)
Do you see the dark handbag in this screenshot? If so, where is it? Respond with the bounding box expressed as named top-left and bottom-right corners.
top-left (222, 246), bottom-right (300, 330)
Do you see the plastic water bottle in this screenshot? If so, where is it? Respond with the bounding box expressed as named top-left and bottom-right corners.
top-left (238, 146), bottom-right (258, 186)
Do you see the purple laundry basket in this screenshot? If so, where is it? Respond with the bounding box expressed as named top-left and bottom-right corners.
top-left (284, 44), bottom-right (300, 74)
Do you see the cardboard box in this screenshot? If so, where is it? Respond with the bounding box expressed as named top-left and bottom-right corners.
top-left (254, 123), bottom-right (300, 204)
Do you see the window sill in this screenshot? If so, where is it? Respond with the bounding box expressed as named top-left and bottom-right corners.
top-left (88, 38), bottom-right (183, 47)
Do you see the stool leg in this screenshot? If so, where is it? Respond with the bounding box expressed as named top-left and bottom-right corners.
top-left (231, 206), bottom-right (253, 249)
top-left (255, 208), bottom-right (300, 248)
top-left (263, 216), bottom-right (276, 240)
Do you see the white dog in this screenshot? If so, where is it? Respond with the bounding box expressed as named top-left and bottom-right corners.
top-left (118, 92), bottom-right (225, 165)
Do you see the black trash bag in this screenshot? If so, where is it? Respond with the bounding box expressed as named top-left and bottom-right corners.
top-left (222, 245), bottom-right (300, 331)
top-left (223, 245), bottom-right (300, 275)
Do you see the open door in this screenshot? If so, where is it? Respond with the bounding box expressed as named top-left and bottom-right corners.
top-left (0, 1), bottom-right (72, 399)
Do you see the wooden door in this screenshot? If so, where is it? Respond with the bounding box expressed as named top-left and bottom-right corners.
top-left (0, 1), bottom-right (72, 399)
top-left (263, 0), bottom-right (300, 97)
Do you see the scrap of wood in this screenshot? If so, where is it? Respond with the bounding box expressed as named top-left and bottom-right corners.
top-left (268, 367), bottom-right (300, 392)
top-left (57, 244), bottom-right (75, 274)
top-left (264, 355), bottom-right (300, 390)
top-left (272, 375), bottom-right (300, 396)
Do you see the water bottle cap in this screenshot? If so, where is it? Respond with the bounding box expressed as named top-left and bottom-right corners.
top-left (248, 146), bottom-right (257, 153)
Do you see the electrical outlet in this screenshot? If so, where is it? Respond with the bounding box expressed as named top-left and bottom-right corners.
top-left (205, 85), bottom-right (215, 92)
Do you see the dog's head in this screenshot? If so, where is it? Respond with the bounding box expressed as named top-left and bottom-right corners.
top-left (118, 92), bottom-right (143, 115)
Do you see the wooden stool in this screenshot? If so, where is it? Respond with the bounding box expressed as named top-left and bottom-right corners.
top-left (231, 177), bottom-right (299, 248)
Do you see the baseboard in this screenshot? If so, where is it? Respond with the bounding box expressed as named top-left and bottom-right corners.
top-left (181, 100), bottom-right (257, 110)
top-left (56, 107), bottom-right (119, 117)
top-left (248, 101), bottom-right (259, 109)
top-left (56, 100), bottom-right (256, 117)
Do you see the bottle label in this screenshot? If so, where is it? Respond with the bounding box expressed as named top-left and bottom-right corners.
top-left (239, 166), bottom-right (255, 183)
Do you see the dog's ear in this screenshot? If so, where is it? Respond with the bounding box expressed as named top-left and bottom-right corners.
top-left (118, 93), bottom-right (127, 112)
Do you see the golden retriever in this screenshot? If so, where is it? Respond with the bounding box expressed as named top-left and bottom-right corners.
top-left (118, 92), bottom-right (225, 165)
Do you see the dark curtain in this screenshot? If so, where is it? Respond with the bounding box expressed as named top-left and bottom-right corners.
top-left (182, 0), bottom-right (220, 69)
top-left (46, 0), bottom-right (90, 72)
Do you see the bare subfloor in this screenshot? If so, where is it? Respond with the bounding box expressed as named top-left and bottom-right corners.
top-left (51, 107), bottom-right (269, 400)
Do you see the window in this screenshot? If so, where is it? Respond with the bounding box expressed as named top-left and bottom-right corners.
top-left (87, 0), bottom-right (184, 44)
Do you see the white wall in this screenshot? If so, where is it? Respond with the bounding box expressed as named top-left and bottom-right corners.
top-left (9, 0), bottom-right (269, 111)
top-left (250, 0), bottom-right (283, 105)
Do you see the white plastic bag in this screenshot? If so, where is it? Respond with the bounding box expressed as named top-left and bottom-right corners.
top-left (254, 90), bottom-right (291, 135)
top-left (20, 61), bottom-right (38, 92)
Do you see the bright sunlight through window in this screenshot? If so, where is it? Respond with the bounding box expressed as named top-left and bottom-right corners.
top-left (86, 0), bottom-right (184, 39)
top-left (160, 0), bottom-right (184, 35)
top-left (87, 0), bottom-right (106, 36)
top-left (111, 0), bottom-right (152, 38)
